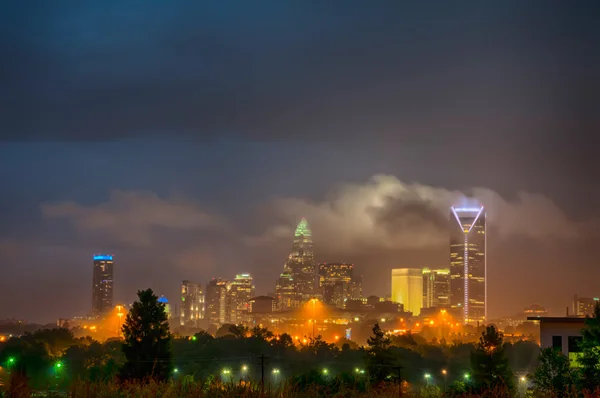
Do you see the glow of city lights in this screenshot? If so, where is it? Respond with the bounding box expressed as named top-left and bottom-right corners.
top-left (322, 368), bottom-right (328, 375)
top-left (334, 335), bottom-right (339, 340)
top-left (442, 369), bottom-right (447, 375)
top-left (174, 368), bottom-right (179, 373)
top-left (222, 369), bottom-right (231, 375)
top-left (430, 320), bottom-right (434, 325)
top-left (424, 373), bottom-right (431, 379)
top-left (54, 361), bottom-right (63, 369)
top-left (7, 357), bottom-right (15, 365)
top-left (242, 365), bottom-right (248, 372)
top-left (192, 336), bottom-right (197, 341)
top-left (520, 376), bottom-right (526, 382)
top-left (464, 373), bottom-right (470, 380)
top-left (272, 368), bottom-right (280, 374)
top-left (355, 368), bottom-right (360, 373)
top-left (302, 338), bottom-right (307, 343)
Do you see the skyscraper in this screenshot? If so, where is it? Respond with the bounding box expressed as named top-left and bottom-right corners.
top-left (180, 280), bottom-right (204, 327)
top-left (205, 278), bottom-right (228, 325)
top-left (318, 262), bottom-right (360, 308)
top-left (391, 268), bottom-right (423, 316)
top-left (275, 268), bottom-right (297, 311)
top-left (422, 268), bottom-right (451, 309)
top-left (276, 218), bottom-right (316, 308)
top-left (450, 206), bottom-right (486, 325)
top-left (228, 274), bottom-right (255, 323)
top-left (92, 254), bottom-right (114, 318)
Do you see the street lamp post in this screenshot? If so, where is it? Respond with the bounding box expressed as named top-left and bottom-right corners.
top-left (442, 369), bottom-right (447, 396)
top-left (117, 305), bottom-right (124, 338)
top-left (311, 299), bottom-right (317, 339)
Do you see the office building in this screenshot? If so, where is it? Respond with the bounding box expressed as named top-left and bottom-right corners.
top-left (318, 262), bottom-right (361, 308)
top-left (450, 206), bottom-right (486, 325)
top-left (180, 281), bottom-right (204, 327)
top-left (228, 273), bottom-right (255, 323)
top-left (205, 278), bottom-right (229, 325)
top-left (249, 296), bottom-right (277, 314)
top-left (158, 296), bottom-right (171, 319)
top-left (573, 295), bottom-right (599, 317)
top-left (422, 268), bottom-right (450, 309)
top-left (276, 218), bottom-right (316, 309)
top-left (528, 316), bottom-right (584, 367)
top-left (391, 268), bottom-right (423, 316)
top-left (92, 254), bottom-right (114, 318)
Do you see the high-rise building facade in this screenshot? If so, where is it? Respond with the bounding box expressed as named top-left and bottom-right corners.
top-left (275, 268), bottom-right (297, 310)
top-left (450, 206), bottom-right (486, 325)
top-left (205, 278), bottom-right (229, 325)
top-left (391, 268), bottom-right (423, 316)
top-left (318, 262), bottom-right (361, 308)
top-left (92, 254), bottom-right (114, 318)
top-left (228, 274), bottom-right (255, 323)
top-left (573, 295), bottom-right (599, 317)
top-left (276, 218), bottom-right (316, 309)
top-left (423, 268), bottom-right (451, 309)
top-left (180, 280), bottom-right (204, 327)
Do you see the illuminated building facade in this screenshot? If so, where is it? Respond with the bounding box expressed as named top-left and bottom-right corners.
top-left (92, 254), bottom-right (114, 318)
top-left (422, 268), bottom-right (450, 309)
top-left (205, 278), bottom-right (229, 324)
top-left (573, 295), bottom-right (599, 317)
top-left (228, 274), bottom-right (255, 323)
top-left (450, 206), bottom-right (486, 325)
top-left (318, 262), bottom-right (361, 308)
top-left (276, 218), bottom-right (316, 309)
top-left (158, 296), bottom-right (171, 319)
top-left (275, 268), bottom-right (297, 310)
top-left (180, 280), bottom-right (204, 327)
top-left (391, 268), bottom-right (423, 316)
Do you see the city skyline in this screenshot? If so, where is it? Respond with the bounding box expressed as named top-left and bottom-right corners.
top-left (1, 2), bottom-right (598, 323)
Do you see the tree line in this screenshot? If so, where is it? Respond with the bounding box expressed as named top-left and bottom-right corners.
top-left (1, 288), bottom-right (600, 397)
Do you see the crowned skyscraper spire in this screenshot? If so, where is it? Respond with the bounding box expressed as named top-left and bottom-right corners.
top-left (275, 218), bottom-right (317, 310)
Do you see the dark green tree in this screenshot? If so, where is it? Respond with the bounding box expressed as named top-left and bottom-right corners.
top-left (579, 302), bottom-right (600, 392)
top-left (470, 325), bottom-right (514, 394)
top-left (366, 323), bottom-right (395, 383)
top-left (118, 289), bottom-right (172, 382)
top-left (532, 347), bottom-right (576, 396)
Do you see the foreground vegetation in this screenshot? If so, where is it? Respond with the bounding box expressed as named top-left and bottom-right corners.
top-left (2, 290), bottom-right (600, 397)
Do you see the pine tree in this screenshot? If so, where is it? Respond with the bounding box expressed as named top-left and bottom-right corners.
top-left (119, 289), bottom-right (172, 382)
top-left (532, 347), bottom-right (575, 396)
top-left (580, 302), bottom-right (600, 392)
top-left (366, 323), bottom-right (395, 383)
top-left (470, 325), bottom-right (514, 394)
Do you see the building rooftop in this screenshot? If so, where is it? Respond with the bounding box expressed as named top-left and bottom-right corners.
top-left (527, 316), bottom-right (586, 323)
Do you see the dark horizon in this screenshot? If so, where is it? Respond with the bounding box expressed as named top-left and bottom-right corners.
top-left (1, 1), bottom-right (599, 323)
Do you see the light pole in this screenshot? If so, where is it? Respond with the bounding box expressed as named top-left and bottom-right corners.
top-left (424, 373), bottom-right (431, 387)
top-left (117, 305), bottom-right (123, 338)
top-left (311, 298), bottom-right (317, 339)
top-left (442, 369), bottom-right (447, 396)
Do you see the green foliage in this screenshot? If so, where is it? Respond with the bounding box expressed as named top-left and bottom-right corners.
top-left (366, 323), bottom-right (396, 383)
top-left (470, 325), bottom-right (514, 395)
top-left (580, 302), bottom-right (600, 391)
top-left (119, 288), bottom-right (173, 382)
top-left (532, 347), bottom-right (577, 396)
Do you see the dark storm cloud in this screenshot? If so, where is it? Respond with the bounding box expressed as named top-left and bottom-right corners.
top-left (369, 196), bottom-right (449, 236)
top-left (2, 0), bottom-right (599, 151)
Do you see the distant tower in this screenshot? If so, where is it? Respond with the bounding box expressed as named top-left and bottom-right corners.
top-left (391, 268), bottom-right (423, 316)
top-left (92, 254), bottom-right (114, 318)
top-left (318, 263), bottom-right (358, 308)
top-left (228, 274), bottom-right (255, 323)
top-left (158, 296), bottom-right (171, 319)
top-left (276, 218), bottom-right (316, 309)
top-left (450, 206), bottom-right (486, 325)
top-left (422, 268), bottom-right (451, 309)
top-left (180, 281), bottom-right (204, 328)
top-left (205, 278), bottom-right (229, 325)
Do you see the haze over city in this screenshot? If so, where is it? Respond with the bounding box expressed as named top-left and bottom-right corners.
top-left (1, 1), bottom-right (599, 324)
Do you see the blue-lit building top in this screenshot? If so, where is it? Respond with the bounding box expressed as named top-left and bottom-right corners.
top-left (94, 255), bottom-right (113, 261)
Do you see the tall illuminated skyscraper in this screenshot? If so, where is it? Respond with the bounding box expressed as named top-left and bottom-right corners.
top-left (318, 263), bottom-right (361, 308)
top-left (391, 268), bottom-right (423, 315)
top-left (422, 268), bottom-right (450, 309)
top-left (276, 218), bottom-right (316, 309)
top-left (205, 278), bottom-right (229, 325)
top-left (228, 273), bottom-right (255, 323)
top-left (450, 206), bottom-right (486, 325)
top-left (180, 280), bottom-right (204, 327)
top-left (92, 254), bottom-right (114, 318)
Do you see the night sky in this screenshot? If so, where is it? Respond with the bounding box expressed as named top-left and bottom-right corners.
top-left (1, 1), bottom-right (599, 323)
